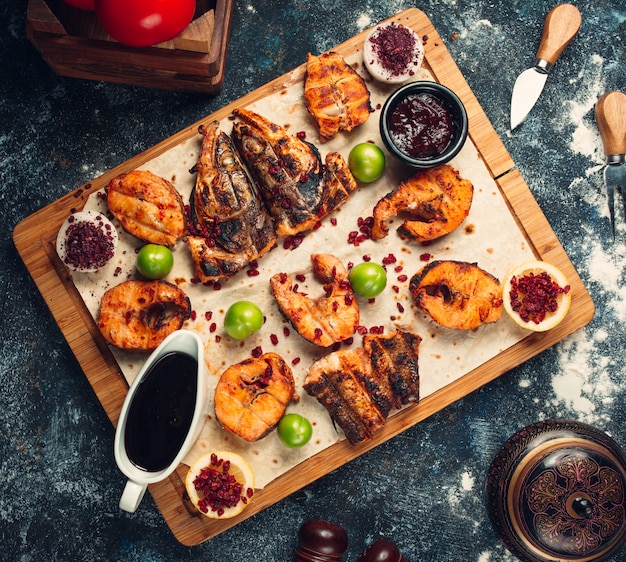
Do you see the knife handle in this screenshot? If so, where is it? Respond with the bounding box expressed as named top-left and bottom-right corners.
top-left (595, 91), bottom-right (626, 157)
top-left (535, 4), bottom-right (582, 66)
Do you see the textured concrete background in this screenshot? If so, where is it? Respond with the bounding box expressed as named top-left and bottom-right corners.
top-left (2, 0), bottom-right (625, 560)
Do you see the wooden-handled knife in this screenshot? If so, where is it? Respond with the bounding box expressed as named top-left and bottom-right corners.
top-left (595, 90), bottom-right (626, 238)
top-left (510, 4), bottom-right (582, 130)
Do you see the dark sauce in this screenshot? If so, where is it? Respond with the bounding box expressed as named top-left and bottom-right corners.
top-left (124, 351), bottom-right (198, 472)
top-left (388, 92), bottom-right (454, 159)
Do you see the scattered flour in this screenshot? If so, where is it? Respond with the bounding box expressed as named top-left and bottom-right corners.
top-left (356, 13), bottom-right (371, 30)
top-left (461, 471), bottom-right (475, 491)
top-left (565, 54), bottom-right (607, 161)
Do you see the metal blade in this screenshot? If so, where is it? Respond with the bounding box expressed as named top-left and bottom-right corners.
top-left (605, 164), bottom-right (626, 236)
top-left (510, 68), bottom-right (548, 130)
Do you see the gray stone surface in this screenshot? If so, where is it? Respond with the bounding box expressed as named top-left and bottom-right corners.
top-left (2, 0), bottom-right (625, 560)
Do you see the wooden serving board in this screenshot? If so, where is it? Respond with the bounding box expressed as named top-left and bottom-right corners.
top-left (13, 9), bottom-right (595, 546)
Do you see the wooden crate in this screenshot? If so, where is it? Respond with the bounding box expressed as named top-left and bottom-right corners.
top-left (25, 0), bottom-right (234, 94)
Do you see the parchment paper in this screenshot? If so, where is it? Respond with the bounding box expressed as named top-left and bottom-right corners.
top-left (66, 61), bottom-right (534, 489)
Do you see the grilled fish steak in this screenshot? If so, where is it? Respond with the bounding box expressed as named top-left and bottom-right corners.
top-left (372, 164), bottom-right (474, 242)
top-left (304, 330), bottom-right (421, 445)
top-left (214, 352), bottom-right (296, 442)
top-left (186, 121), bottom-right (277, 282)
top-left (97, 280), bottom-right (191, 351)
top-left (409, 260), bottom-right (503, 330)
top-left (304, 51), bottom-right (373, 143)
top-left (107, 169), bottom-right (186, 246)
top-left (231, 108), bottom-right (357, 237)
top-left (270, 253), bottom-right (359, 347)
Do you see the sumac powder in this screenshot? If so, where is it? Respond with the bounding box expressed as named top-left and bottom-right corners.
top-left (368, 23), bottom-right (420, 78)
top-left (62, 215), bottom-right (117, 271)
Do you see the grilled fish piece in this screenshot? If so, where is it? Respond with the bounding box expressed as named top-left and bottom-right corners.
top-left (363, 330), bottom-right (421, 410)
top-left (214, 352), bottom-right (295, 442)
top-left (185, 121), bottom-right (277, 282)
top-left (270, 253), bottom-right (359, 347)
top-left (409, 260), bottom-right (503, 330)
top-left (304, 51), bottom-right (372, 143)
top-left (371, 164), bottom-right (473, 242)
top-left (305, 349), bottom-right (385, 444)
top-left (97, 280), bottom-right (191, 351)
top-left (231, 108), bottom-right (357, 237)
top-left (107, 169), bottom-right (186, 246)
top-left (304, 330), bottom-right (421, 445)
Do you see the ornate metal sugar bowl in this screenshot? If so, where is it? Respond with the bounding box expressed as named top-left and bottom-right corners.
top-left (486, 420), bottom-right (626, 561)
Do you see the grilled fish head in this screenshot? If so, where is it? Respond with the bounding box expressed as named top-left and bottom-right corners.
top-left (185, 121), bottom-right (277, 282)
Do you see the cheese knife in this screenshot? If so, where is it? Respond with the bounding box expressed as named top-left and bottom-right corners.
top-left (595, 90), bottom-right (626, 238)
top-left (510, 4), bottom-right (582, 130)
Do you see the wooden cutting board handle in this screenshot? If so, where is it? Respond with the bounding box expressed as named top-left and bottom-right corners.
top-left (535, 4), bottom-right (582, 65)
top-left (595, 91), bottom-right (626, 157)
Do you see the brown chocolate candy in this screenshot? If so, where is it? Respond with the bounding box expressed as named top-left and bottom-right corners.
top-left (294, 519), bottom-right (349, 561)
top-left (357, 538), bottom-right (406, 562)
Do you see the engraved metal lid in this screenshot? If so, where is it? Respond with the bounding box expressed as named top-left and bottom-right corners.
top-left (485, 420), bottom-right (626, 561)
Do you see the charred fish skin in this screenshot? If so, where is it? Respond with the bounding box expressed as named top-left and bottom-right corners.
top-left (303, 370), bottom-right (372, 445)
top-left (185, 121), bottom-right (277, 283)
top-left (231, 108), bottom-right (324, 236)
top-left (304, 330), bottom-right (421, 445)
top-left (231, 108), bottom-right (357, 237)
top-left (191, 121), bottom-right (275, 255)
top-left (363, 331), bottom-right (421, 408)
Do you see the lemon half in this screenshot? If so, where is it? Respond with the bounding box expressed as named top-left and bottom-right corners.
top-left (185, 451), bottom-right (255, 519)
top-left (502, 260), bottom-right (572, 332)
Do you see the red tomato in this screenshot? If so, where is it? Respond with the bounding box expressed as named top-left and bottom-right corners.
top-left (95, 0), bottom-right (195, 48)
top-left (64, 0), bottom-right (95, 9)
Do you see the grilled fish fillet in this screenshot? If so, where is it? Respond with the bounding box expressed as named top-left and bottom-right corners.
top-left (231, 108), bottom-right (357, 237)
top-left (304, 51), bottom-right (372, 143)
top-left (270, 253), bottom-right (359, 347)
top-left (409, 260), bottom-right (503, 330)
top-left (186, 121), bottom-right (277, 282)
top-left (304, 330), bottom-right (421, 444)
top-left (371, 164), bottom-right (473, 242)
top-left (214, 352), bottom-right (295, 442)
top-left (107, 169), bottom-right (186, 246)
top-left (97, 280), bottom-right (191, 351)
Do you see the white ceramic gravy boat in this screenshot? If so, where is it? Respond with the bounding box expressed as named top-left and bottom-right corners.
top-left (114, 329), bottom-right (207, 513)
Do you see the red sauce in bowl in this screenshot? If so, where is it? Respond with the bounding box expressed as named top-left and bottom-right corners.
top-left (388, 92), bottom-right (454, 159)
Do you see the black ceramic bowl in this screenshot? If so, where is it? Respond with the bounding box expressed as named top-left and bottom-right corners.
top-left (379, 81), bottom-right (468, 169)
